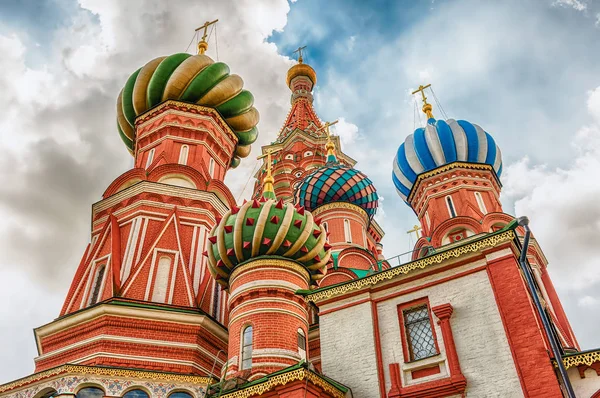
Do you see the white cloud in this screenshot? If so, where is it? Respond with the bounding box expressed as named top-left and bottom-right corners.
top-left (552, 0), bottom-right (587, 11)
top-left (333, 117), bottom-right (359, 145)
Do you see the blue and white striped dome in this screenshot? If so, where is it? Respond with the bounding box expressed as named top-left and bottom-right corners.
top-left (393, 118), bottom-right (502, 202)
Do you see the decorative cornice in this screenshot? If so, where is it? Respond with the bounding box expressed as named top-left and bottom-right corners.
top-left (560, 349), bottom-right (600, 369)
top-left (311, 202), bottom-right (369, 224)
top-left (229, 258), bottom-right (311, 285)
top-left (304, 230), bottom-right (515, 303)
top-left (0, 364), bottom-right (213, 393)
top-left (217, 368), bottom-right (345, 398)
top-left (408, 162), bottom-right (499, 203)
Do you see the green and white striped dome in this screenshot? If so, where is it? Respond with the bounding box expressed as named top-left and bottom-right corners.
top-left (116, 53), bottom-right (259, 167)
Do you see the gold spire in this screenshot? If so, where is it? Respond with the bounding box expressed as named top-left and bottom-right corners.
top-left (293, 45), bottom-right (307, 63)
top-left (412, 84), bottom-right (434, 119)
top-left (257, 148), bottom-right (282, 195)
top-left (195, 19), bottom-right (218, 55)
top-left (316, 120), bottom-right (339, 158)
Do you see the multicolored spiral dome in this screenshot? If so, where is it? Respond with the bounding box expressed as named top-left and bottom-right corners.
top-left (295, 164), bottom-right (379, 219)
top-left (393, 118), bottom-right (502, 202)
top-left (206, 197), bottom-right (331, 289)
top-left (116, 53), bottom-right (259, 167)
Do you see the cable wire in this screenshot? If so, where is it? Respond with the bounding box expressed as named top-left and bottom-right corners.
top-left (237, 160), bottom-right (262, 203)
top-left (431, 86), bottom-right (449, 120)
top-left (215, 23), bottom-right (220, 61)
top-left (184, 31), bottom-right (197, 53)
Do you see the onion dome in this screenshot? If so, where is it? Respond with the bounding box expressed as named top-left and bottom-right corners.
top-left (206, 151), bottom-right (331, 289)
top-left (206, 198), bottom-right (331, 289)
top-left (287, 61), bottom-right (317, 88)
top-left (116, 53), bottom-right (259, 167)
top-left (392, 118), bottom-right (502, 201)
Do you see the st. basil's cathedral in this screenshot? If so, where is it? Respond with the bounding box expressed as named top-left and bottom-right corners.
top-left (2, 22), bottom-right (600, 398)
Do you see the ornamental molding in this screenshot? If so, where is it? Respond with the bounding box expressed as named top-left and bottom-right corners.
top-left (561, 350), bottom-right (600, 369)
top-left (0, 364), bottom-right (213, 394)
top-left (304, 230), bottom-right (515, 303)
top-left (92, 180), bottom-right (229, 216)
top-left (217, 368), bottom-right (345, 398)
top-left (229, 259), bottom-right (311, 285)
top-left (311, 202), bottom-right (369, 223)
top-left (408, 162), bottom-right (499, 203)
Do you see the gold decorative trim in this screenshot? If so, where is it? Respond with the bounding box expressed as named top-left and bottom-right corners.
top-left (218, 368), bottom-right (345, 398)
top-left (0, 365), bottom-right (213, 393)
top-left (408, 162), bottom-right (498, 203)
top-left (560, 350), bottom-right (600, 369)
top-left (229, 258), bottom-right (310, 285)
top-left (305, 230), bottom-right (515, 303)
top-left (311, 202), bottom-right (368, 224)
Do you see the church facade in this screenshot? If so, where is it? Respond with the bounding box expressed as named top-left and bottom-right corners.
top-left (1, 32), bottom-right (600, 398)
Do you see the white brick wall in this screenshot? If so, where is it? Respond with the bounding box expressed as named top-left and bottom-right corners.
top-left (319, 258), bottom-right (525, 397)
top-left (320, 300), bottom-right (379, 397)
top-left (568, 366), bottom-right (600, 397)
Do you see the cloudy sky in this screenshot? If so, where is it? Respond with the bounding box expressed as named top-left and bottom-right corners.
top-left (1, 0), bottom-right (600, 383)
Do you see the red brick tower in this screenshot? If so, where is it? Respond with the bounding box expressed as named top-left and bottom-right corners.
top-left (253, 53), bottom-right (387, 288)
top-left (206, 153), bottom-right (331, 381)
top-left (33, 44), bottom-right (261, 375)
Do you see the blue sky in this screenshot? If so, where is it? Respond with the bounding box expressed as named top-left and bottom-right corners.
top-left (1, 0), bottom-right (600, 383)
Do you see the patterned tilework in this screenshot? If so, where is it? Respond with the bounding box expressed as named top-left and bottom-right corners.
top-left (296, 164), bottom-right (378, 218)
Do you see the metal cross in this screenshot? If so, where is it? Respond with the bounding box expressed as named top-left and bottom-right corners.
top-left (315, 119), bottom-right (339, 139)
top-left (411, 84), bottom-right (431, 107)
top-left (195, 19), bottom-right (219, 41)
top-left (407, 224), bottom-right (422, 240)
top-left (293, 45), bottom-right (307, 62)
top-left (257, 148), bottom-right (282, 177)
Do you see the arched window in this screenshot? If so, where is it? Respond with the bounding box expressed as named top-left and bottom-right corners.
top-left (123, 390), bottom-right (149, 398)
top-left (209, 158), bottom-right (215, 178)
top-left (285, 154), bottom-right (294, 160)
top-left (34, 388), bottom-right (58, 398)
top-left (76, 387), bottom-right (104, 398)
top-left (178, 145), bottom-right (189, 165)
top-left (425, 211), bottom-right (431, 229)
top-left (344, 219), bottom-right (352, 243)
top-left (304, 151), bottom-right (313, 157)
top-left (168, 392), bottom-right (194, 398)
top-left (298, 328), bottom-right (307, 360)
top-left (145, 148), bottom-right (155, 168)
top-left (212, 281), bottom-right (221, 318)
top-left (241, 325), bottom-right (253, 370)
top-left (88, 264), bottom-right (106, 305)
top-left (151, 256), bottom-right (171, 303)
top-left (322, 222), bottom-right (328, 233)
top-left (445, 195), bottom-right (456, 218)
top-left (474, 192), bottom-right (487, 214)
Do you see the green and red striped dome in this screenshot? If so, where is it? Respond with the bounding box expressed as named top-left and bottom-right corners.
top-left (205, 197), bottom-right (331, 289)
top-left (116, 53), bottom-right (259, 167)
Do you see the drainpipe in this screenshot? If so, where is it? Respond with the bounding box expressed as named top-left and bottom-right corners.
top-left (517, 216), bottom-right (576, 398)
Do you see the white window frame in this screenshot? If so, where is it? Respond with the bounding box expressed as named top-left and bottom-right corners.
top-left (151, 256), bottom-right (172, 303)
top-left (425, 211), bottom-right (431, 229)
top-left (209, 158), bottom-right (215, 178)
top-left (298, 328), bottom-right (307, 360)
top-left (445, 195), bottom-right (457, 218)
top-left (88, 264), bottom-right (107, 305)
top-left (304, 151), bottom-right (313, 157)
top-left (344, 219), bottom-right (352, 243)
top-left (474, 192), bottom-right (487, 214)
top-left (145, 148), bottom-right (155, 169)
top-left (178, 145), bottom-right (189, 165)
top-left (241, 325), bottom-right (253, 370)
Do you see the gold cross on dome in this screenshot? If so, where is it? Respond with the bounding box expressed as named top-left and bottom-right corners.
top-left (315, 119), bottom-right (338, 139)
top-left (195, 19), bottom-right (218, 54)
top-left (257, 148), bottom-right (282, 194)
top-left (412, 83), bottom-right (434, 119)
top-left (407, 224), bottom-right (422, 240)
top-left (293, 45), bottom-right (307, 63)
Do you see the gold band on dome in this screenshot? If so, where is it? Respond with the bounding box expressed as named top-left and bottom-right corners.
top-left (133, 56), bottom-right (167, 115)
top-left (198, 74), bottom-right (244, 107)
top-left (162, 55), bottom-right (214, 100)
top-left (311, 202), bottom-right (369, 224)
top-left (286, 63), bottom-right (317, 87)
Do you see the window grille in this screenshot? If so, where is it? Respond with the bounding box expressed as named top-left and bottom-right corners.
top-left (446, 196), bottom-right (457, 218)
top-left (89, 265), bottom-right (106, 305)
top-left (298, 328), bottom-right (307, 360)
top-left (403, 305), bottom-right (437, 361)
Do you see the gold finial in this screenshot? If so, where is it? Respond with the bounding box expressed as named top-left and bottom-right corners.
top-left (257, 148), bottom-right (282, 194)
top-left (407, 224), bottom-right (422, 240)
top-left (316, 120), bottom-right (339, 158)
top-left (195, 19), bottom-right (219, 55)
top-left (293, 45), bottom-right (307, 63)
top-left (412, 84), bottom-right (434, 119)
